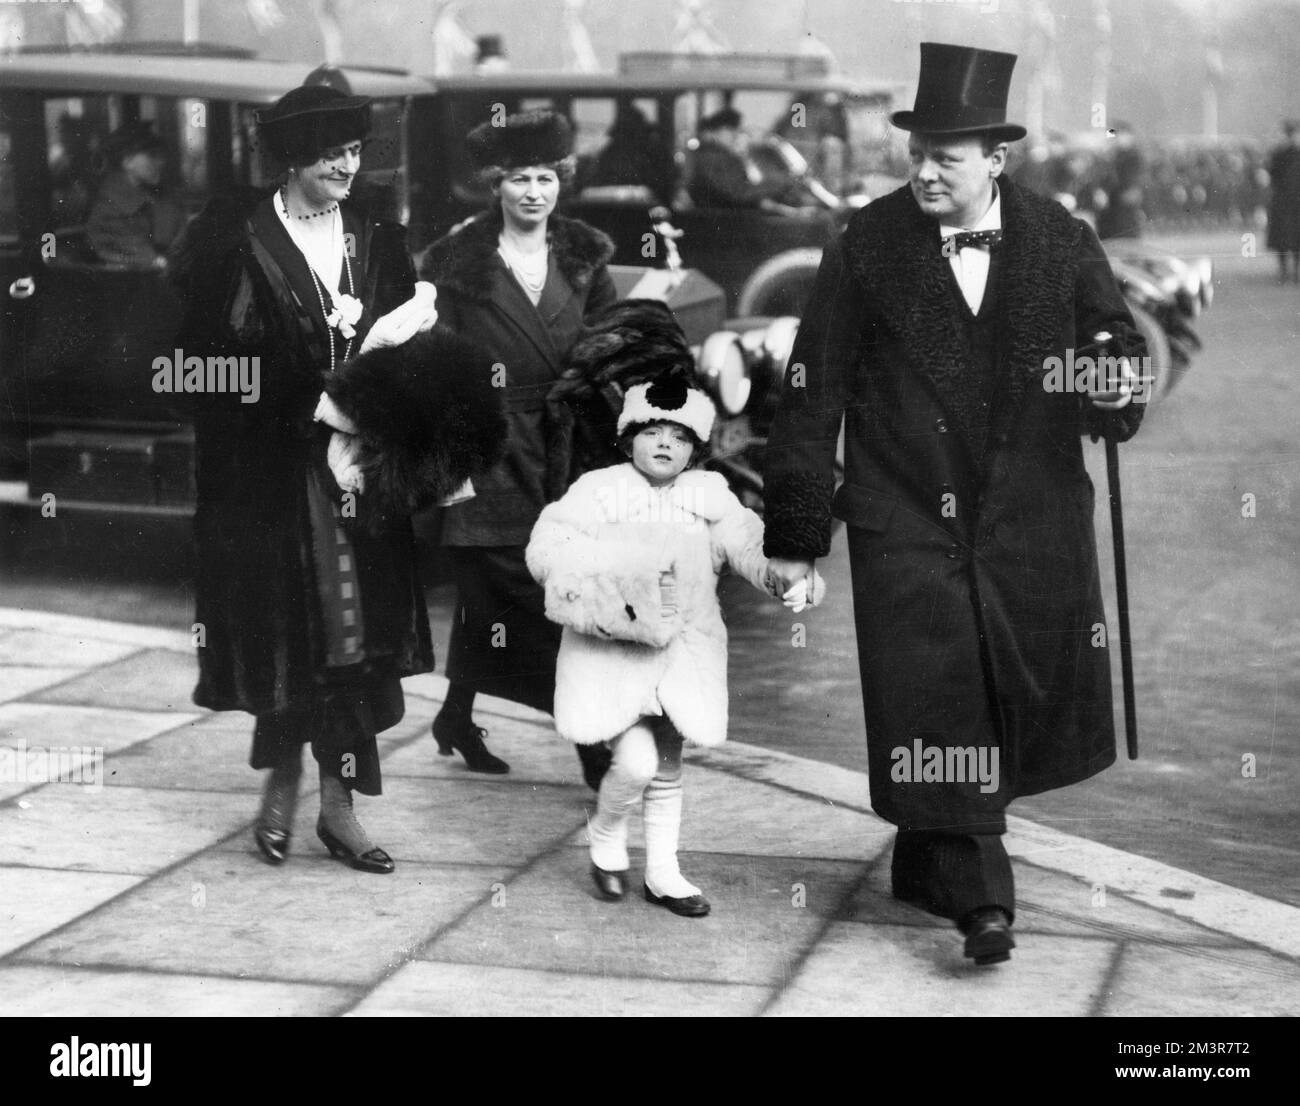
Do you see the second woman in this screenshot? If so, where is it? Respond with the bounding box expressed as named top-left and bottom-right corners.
top-left (419, 110), bottom-right (617, 783)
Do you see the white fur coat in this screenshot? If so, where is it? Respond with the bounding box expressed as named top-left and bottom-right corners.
top-left (525, 463), bottom-right (770, 746)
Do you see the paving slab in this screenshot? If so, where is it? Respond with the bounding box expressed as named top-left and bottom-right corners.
top-left (18, 857), bottom-right (515, 986)
top-left (765, 922), bottom-right (1117, 1017)
top-left (29, 648), bottom-right (199, 713)
top-left (683, 766), bottom-right (887, 861)
top-left (349, 960), bottom-right (770, 1017)
top-left (0, 784), bottom-right (252, 875)
top-left (0, 866), bottom-right (141, 957)
top-left (102, 713), bottom-right (258, 793)
top-left (0, 628), bottom-right (140, 669)
top-left (0, 666), bottom-right (92, 704)
top-left (420, 850), bottom-right (861, 987)
top-left (0, 964), bottom-right (353, 1017)
top-left (1099, 943), bottom-right (1300, 1017)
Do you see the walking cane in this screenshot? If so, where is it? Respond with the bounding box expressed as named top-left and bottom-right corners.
top-left (1093, 331), bottom-right (1139, 760)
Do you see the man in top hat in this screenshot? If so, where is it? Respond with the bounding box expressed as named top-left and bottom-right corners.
top-left (689, 108), bottom-right (799, 214)
top-left (762, 43), bottom-right (1145, 965)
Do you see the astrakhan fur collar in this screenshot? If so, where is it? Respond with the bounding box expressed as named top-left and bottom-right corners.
top-left (421, 209), bottom-right (615, 303)
top-left (842, 175), bottom-right (1082, 439)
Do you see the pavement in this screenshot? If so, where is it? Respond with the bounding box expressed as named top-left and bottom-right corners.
top-left (1, 604), bottom-right (1298, 1019)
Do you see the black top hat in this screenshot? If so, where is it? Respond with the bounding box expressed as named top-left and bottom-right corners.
top-left (255, 84), bottom-right (372, 165)
top-left (699, 108), bottom-right (742, 132)
top-left (890, 43), bottom-right (1026, 141)
top-left (465, 109), bottom-right (573, 172)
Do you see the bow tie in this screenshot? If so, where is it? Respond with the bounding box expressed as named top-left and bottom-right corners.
top-left (943, 228), bottom-right (1003, 251)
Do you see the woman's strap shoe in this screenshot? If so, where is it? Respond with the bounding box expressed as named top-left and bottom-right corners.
top-left (959, 907), bottom-right (1015, 965)
top-left (590, 863), bottom-right (627, 901)
top-left (644, 884), bottom-right (711, 918)
top-left (315, 821), bottom-right (395, 875)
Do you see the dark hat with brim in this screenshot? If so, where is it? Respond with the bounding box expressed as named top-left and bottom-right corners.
top-left (104, 120), bottom-right (166, 163)
top-left (465, 110), bottom-right (573, 172)
top-left (699, 107), bottom-right (742, 132)
top-left (256, 84), bottom-right (371, 165)
top-left (890, 42), bottom-right (1026, 142)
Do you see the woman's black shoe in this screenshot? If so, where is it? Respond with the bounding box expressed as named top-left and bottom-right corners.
top-left (590, 863), bottom-right (627, 901)
top-left (253, 826), bottom-right (291, 865)
top-left (644, 885), bottom-right (711, 918)
top-left (432, 714), bottom-right (510, 774)
top-left (576, 742), bottom-right (612, 791)
top-left (316, 820), bottom-right (395, 874)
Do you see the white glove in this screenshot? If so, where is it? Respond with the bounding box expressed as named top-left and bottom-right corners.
top-left (782, 569), bottom-right (827, 613)
top-left (313, 391), bottom-right (359, 434)
top-left (327, 431), bottom-right (365, 494)
top-left (358, 282), bottom-right (438, 355)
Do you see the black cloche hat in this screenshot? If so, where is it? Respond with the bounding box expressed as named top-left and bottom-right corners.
top-left (890, 42), bottom-right (1026, 142)
top-left (255, 83), bottom-right (372, 165)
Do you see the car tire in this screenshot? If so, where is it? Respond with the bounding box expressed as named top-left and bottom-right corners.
top-left (1127, 302), bottom-right (1173, 404)
top-left (736, 247), bottom-right (823, 317)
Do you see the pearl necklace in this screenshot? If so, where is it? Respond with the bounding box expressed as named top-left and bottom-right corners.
top-left (498, 231), bottom-right (549, 300)
top-left (277, 189), bottom-right (354, 373)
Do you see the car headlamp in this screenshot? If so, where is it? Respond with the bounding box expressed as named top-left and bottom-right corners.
top-left (695, 330), bottom-right (750, 417)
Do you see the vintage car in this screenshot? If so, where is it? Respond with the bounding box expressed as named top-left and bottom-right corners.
top-left (0, 43), bottom-right (1207, 541)
top-left (0, 45), bottom-right (899, 527)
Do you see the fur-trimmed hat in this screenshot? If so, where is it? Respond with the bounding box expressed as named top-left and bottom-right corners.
top-left (618, 376), bottom-right (716, 444)
top-left (323, 327), bottom-right (506, 514)
top-left (465, 109), bottom-right (574, 173)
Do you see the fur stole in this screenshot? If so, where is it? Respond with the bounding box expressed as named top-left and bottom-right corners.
top-left (420, 209), bottom-right (615, 304)
top-left (323, 327), bottom-right (507, 514)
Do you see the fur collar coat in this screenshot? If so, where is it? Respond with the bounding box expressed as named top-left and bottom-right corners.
top-left (418, 209), bottom-right (618, 546)
top-left (525, 464), bottom-right (770, 747)
top-left (762, 176), bottom-right (1148, 830)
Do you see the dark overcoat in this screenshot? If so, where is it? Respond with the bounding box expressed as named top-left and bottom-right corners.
top-left (763, 177), bottom-right (1146, 833)
top-left (418, 210), bottom-right (617, 546)
top-left (1267, 144), bottom-right (1300, 253)
top-left (169, 190), bottom-right (435, 715)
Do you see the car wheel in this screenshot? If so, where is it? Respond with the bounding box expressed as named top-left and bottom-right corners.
top-left (1127, 302), bottom-right (1173, 404)
top-left (736, 247), bottom-right (823, 317)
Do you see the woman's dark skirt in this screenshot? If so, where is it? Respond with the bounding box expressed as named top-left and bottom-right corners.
top-left (250, 671), bottom-right (405, 796)
top-left (445, 545), bottom-right (560, 713)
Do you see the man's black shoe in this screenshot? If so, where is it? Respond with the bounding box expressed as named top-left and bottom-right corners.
top-left (959, 906), bottom-right (1015, 965)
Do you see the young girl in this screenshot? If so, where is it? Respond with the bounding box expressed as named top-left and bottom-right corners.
top-left (526, 374), bottom-right (821, 916)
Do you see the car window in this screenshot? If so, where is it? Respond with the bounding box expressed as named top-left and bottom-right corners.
top-left (44, 94), bottom-right (201, 268)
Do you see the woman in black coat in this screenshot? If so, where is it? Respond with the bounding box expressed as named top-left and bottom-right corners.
top-left (419, 110), bottom-right (617, 782)
top-left (170, 84), bottom-right (497, 873)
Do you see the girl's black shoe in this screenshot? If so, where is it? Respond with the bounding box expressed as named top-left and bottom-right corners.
top-left (432, 714), bottom-right (509, 774)
top-left (591, 863), bottom-right (627, 900)
top-left (644, 885), bottom-right (711, 918)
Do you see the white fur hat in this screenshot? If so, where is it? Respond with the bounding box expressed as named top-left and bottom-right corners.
top-left (617, 377), bottom-right (716, 444)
